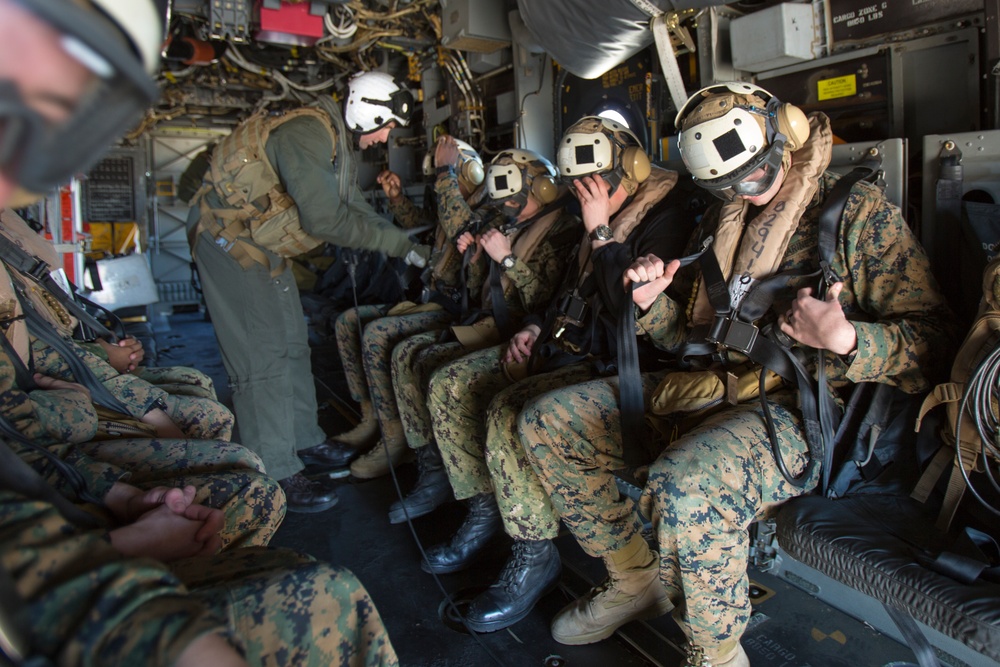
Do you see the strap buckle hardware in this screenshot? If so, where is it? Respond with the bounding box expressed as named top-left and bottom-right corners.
top-left (708, 316), bottom-right (759, 355)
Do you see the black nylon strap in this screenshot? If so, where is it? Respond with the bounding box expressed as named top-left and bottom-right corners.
top-left (0, 332), bottom-right (35, 392)
top-left (882, 603), bottom-right (942, 667)
top-left (488, 261), bottom-right (513, 340)
top-left (0, 235), bottom-right (120, 342)
top-left (0, 429), bottom-right (102, 522)
top-left (15, 289), bottom-right (130, 415)
top-left (618, 282), bottom-right (645, 465)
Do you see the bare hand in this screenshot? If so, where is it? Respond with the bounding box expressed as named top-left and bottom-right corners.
top-left (376, 170), bottom-right (403, 202)
top-left (142, 407), bottom-right (186, 439)
top-left (434, 135), bottom-right (460, 170)
top-left (97, 336), bottom-right (144, 373)
top-left (572, 176), bottom-right (613, 237)
top-left (104, 482), bottom-right (197, 524)
top-left (779, 283), bottom-right (858, 355)
top-left (456, 231), bottom-right (476, 254)
top-left (624, 255), bottom-right (681, 312)
top-left (109, 501), bottom-right (224, 562)
top-left (479, 228), bottom-right (512, 263)
top-left (32, 373), bottom-right (91, 402)
top-left (175, 634), bottom-right (249, 667)
top-left (504, 325), bottom-right (540, 363)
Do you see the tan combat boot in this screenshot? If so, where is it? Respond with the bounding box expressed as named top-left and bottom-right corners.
top-left (683, 640), bottom-right (750, 667)
top-left (551, 534), bottom-right (672, 645)
top-left (331, 400), bottom-right (379, 449)
top-left (349, 418), bottom-right (410, 479)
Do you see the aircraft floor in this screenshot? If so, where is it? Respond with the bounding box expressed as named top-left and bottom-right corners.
top-left (154, 309), bottom-right (919, 667)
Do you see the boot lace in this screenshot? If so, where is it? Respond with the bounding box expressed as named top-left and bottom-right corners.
top-left (682, 644), bottom-right (711, 667)
top-left (496, 541), bottom-right (531, 591)
top-left (279, 473), bottom-right (312, 492)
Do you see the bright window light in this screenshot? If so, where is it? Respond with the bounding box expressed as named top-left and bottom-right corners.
top-left (597, 109), bottom-right (630, 128)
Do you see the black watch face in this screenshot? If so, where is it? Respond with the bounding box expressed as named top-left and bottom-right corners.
top-left (593, 225), bottom-right (612, 240)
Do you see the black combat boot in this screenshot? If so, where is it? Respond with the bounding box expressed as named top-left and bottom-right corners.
top-left (298, 438), bottom-right (364, 470)
top-left (278, 472), bottom-right (339, 514)
top-left (388, 442), bottom-right (453, 524)
top-left (464, 539), bottom-right (562, 632)
top-left (420, 492), bottom-right (500, 574)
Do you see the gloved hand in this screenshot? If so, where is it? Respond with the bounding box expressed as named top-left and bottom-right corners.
top-left (404, 244), bottom-right (431, 268)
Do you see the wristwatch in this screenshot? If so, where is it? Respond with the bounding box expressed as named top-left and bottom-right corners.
top-left (500, 254), bottom-right (517, 270)
top-left (589, 224), bottom-right (613, 242)
top-left (436, 165), bottom-right (454, 177)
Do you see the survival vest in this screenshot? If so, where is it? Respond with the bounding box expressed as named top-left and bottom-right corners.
top-left (195, 107), bottom-right (336, 271)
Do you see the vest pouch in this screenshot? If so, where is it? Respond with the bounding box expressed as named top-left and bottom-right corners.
top-left (247, 192), bottom-right (324, 258)
top-left (647, 364), bottom-right (781, 441)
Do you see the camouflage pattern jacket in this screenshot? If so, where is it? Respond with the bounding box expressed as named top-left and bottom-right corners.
top-left (638, 170), bottom-right (956, 396)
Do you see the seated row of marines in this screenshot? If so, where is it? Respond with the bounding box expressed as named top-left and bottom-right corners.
top-left (0, 1), bottom-right (952, 664)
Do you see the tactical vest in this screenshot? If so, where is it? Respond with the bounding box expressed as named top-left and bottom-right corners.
top-left (196, 108), bottom-right (336, 270)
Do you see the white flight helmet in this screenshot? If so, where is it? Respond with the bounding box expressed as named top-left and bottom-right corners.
top-left (421, 137), bottom-right (485, 192)
top-left (675, 82), bottom-right (809, 201)
top-left (2, 0), bottom-right (162, 194)
top-left (557, 116), bottom-right (650, 196)
top-left (485, 148), bottom-right (559, 216)
top-left (344, 71), bottom-right (414, 135)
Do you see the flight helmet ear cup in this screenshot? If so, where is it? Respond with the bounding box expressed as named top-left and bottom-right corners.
top-left (531, 174), bottom-right (559, 205)
top-left (775, 102), bottom-right (809, 152)
top-left (620, 145), bottom-right (651, 183)
top-left (462, 160), bottom-right (485, 186)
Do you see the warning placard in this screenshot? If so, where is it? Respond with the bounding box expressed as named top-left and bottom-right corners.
top-left (817, 75), bottom-right (858, 101)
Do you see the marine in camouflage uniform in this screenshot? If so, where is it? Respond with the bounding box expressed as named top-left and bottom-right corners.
top-left (387, 194), bottom-right (582, 522)
top-left (1, 486), bottom-right (398, 667)
top-left (423, 155), bottom-right (691, 632)
top-left (522, 110), bottom-right (954, 660)
top-left (0, 289), bottom-right (284, 548)
top-left (0, 208), bottom-right (236, 440)
top-left (332, 167), bottom-right (479, 478)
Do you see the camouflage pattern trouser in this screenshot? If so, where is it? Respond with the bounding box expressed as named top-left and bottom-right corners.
top-left (3, 491), bottom-right (395, 667)
top-left (523, 383), bottom-right (817, 655)
top-left (175, 548), bottom-right (399, 667)
top-left (136, 365), bottom-right (220, 400)
top-left (79, 437), bottom-right (286, 549)
top-left (428, 346), bottom-right (598, 540)
top-left (392, 331), bottom-right (461, 449)
top-left (161, 393), bottom-right (235, 441)
top-left (335, 305), bottom-right (453, 434)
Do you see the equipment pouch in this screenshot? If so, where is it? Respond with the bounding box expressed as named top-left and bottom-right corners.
top-left (386, 300), bottom-right (443, 317)
top-left (647, 364), bottom-right (781, 441)
top-left (451, 316), bottom-right (501, 349)
top-left (92, 405), bottom-right (158, 441)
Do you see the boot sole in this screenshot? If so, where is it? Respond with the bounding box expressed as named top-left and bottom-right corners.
top-left (552, 598), bottom-right (674, 646)
top-left (387, 495), bottom-right (451, 524)
top-left (463, 572), bottom-right (562, 633)
top-left (420, 557), bottom-right (475, 575)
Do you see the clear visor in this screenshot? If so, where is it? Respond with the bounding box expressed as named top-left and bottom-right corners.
top-left (0, 75), bottom-right (150, 194)
top-left (694, 137), bottom-right (785, 202)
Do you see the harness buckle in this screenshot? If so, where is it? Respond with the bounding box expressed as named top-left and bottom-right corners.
top-left (819, 259), bottom-right (841, 287)
top-left (707, 316), bottom-right (759, 355)
top-left (26, 259), bottom-right (50, 281)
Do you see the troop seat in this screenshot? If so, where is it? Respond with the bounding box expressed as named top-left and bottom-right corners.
top-left (774, 493), bottom-right (1000, 665)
